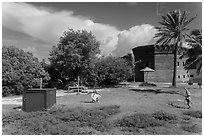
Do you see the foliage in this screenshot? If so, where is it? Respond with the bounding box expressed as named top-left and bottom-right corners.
top-left (115, 113), bottom-right (164, 133)
top-left (49, 29), bottom-right (100, 86)
top-left (2, 46), bottom-right (50, 96)
top-left (96, 56), bottom-right (133, 86)
top-left (154, 10), bottom-right (197, 86)
top-left (180, 29), bottom-right (202, 74)
top-left (3, 104), bottom-right (202, 135)
top-left (152, 111), bottom-right (178, 122)
top-left (183, 110), bottom-right (202, 118)
top-left (181, 124), bottom-right (202, 133)
top-left (2, 105), bottom-right (120, 135)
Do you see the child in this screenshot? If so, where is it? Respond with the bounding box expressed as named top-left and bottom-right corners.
top-left (90, 90), bottom-right (101, 103)
top-left (184, 88), bottom-right (192, 108)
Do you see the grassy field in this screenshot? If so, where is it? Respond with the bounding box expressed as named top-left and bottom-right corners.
top-left (2, 83), bottom-right (202, 135)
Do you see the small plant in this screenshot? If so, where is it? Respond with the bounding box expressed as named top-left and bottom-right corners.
top-left (152, 111), bottom-right (178, 122)
top-left (115, 113), bottom-right (164, 133)
top-left (2, 105), bottom-right (121, 135)
top-left (183, 110), bottom-right (202, 118)
top-left (182, 124), bottom-right (202, 133)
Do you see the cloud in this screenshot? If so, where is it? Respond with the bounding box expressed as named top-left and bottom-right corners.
top-left (2, 2), bottom-right (120, 55)
top-left (112, 24), bottom-right (157, 57)
top-left (3, 3), bottom-right (156, 58)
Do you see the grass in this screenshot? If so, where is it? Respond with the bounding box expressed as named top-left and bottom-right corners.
top-left (183, 110), bottom-right (202, 119)
top-left (114, 113), bottom-right (164, 133)
top-left (3, 105), bottom-right (120, 135)
top-left (3, 106), bottom-right (201, 135)
top-left (181, 124), bottom-right (202, 133)
top-left (2, 83), bottom-right (202, 135)
top-left (152, 110), bottom-right (178, 122)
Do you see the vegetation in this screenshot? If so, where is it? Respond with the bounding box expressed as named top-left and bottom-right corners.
top-left (3, 108), bottom-right (201, 135)
top-left (115, 113), bottom-right (164, 133)
top-left (154, 10), bottom-right (197, 87)
top-left (96, 56), bottom-right (132, 87)
top-left (183, 110), bottom-right (202, 118)
top-left (49, 29), bottom-right (100, 87)
top-left (2, 88), bottom-right (202, 135)
top-left (181, 124), bottom-right (202, 133)
top-left (152, 110), bottom-right (178, 122)
top-left (3, 105), bottom-right (120, 135)
top-left (2, 46), bottom-right (50, 96)
top-left (180, 29), bottom-right (202, 74)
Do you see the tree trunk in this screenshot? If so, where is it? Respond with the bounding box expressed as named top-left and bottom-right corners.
top-left (172, 43), bottom-right (178, 87)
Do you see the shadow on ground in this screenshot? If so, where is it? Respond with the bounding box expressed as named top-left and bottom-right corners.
top-left (80, 101), bottom-right (95, 103)
top-left (129, 88), bottom-right (184, 96)
top-left (168, 102), bottom-right (190, 109)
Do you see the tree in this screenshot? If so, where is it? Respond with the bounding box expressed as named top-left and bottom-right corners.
top-left (2, 46), bottom-right (50, 96)
top-left (49, 29), bottom-right (100, 86)
top-left (96, 56), bottom-right (132, 86)
top-left (180, 29), bottom-right (202, 74)
top-left (154, 10), bottom-right (197, 86)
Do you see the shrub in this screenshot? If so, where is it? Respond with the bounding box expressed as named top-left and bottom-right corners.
top-left (3, 105), bottom-right (121, 135)
top-left (2, 46), bottom-right (50, 96)
top-left (115, 113), bottom-right (164, 133)
top-left (152, 111), bottom-right (178, 122)
top-left (183, 110), bottom-right (202, 118)
top-left (96, 56), bottom-right (132, 87)
top-left (49, 105), bottom-right (120, 132)
top-left (182, 124), bottom-right (202, 133)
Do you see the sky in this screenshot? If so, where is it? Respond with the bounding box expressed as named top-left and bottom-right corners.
top-left (2, 2), bottom-right (202, 62)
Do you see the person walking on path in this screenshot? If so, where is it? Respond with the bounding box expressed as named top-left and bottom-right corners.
top-left (184, 87), bottom-right (192, 108)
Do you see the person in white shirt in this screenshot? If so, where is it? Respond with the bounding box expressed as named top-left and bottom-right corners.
top-left (89, 90), bottom-right (101, 103)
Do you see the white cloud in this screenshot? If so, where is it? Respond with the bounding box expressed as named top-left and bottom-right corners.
top-left (3, 3), bottom-right (156, 57)
top-left (2, 2), bottom-right (120, 55)
top-left (113, 24), bottom-right (157, 57)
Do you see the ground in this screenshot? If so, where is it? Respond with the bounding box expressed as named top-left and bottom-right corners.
top-left (2, 82), bottom-right (202, 135)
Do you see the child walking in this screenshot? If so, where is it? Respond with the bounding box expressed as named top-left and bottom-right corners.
top-left (184, 88), bottom-right (192, 108)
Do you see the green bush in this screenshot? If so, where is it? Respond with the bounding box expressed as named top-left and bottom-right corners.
top-left (183, 110), bottom-right (202, 118)
top-left (152, 111), bottom-right (178, 122)
top-left (182, 124), bottom-right (202, 133)
top-left (96, 56), bottom-right (132, 87)
top-left (115, 113), bottom-right (164, 133)
top-left (2, 46), bottom-right (50, 96)
top-left (49, 105), bottom-right (120, 132)
top-left (2, 105), bottom-right (120, 135)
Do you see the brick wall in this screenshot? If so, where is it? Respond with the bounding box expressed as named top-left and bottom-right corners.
top-left (132, 45), bottom-right (191, 83)
top-left (148, 54), bottom-right (173, 83)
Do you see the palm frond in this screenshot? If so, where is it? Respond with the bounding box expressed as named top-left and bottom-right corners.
top-left (183, 15), bottom-right (197, 28)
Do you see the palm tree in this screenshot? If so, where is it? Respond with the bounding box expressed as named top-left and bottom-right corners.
top-left (180, 29), bottom-right (202, 74)
top-left (154, 10), bottom-right (197, 87)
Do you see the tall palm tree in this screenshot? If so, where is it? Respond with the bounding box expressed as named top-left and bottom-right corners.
top-left (154, 10), bottom-right (197, 87)
top-left (180, 29), bottom-right (202, 74)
